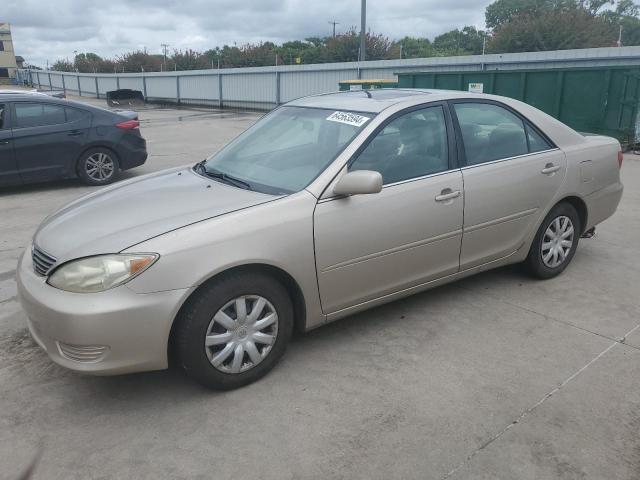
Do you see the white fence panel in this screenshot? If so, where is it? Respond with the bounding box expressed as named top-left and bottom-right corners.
top-left (50, 73), bottom-right (64, 89)
top-left (280, 69), bottom-right (356, 103)
top-left (222, 72), bottom-right (275, 106)
top-left (62, 74), bottom-right (79, 93)
top-left (78, 76), bottom-right (96, 95)
top-left (118, 77), bottom-right (144, 91)
top-left (97, 77), bottom-right (118, 95)
top-left (180, 74), bottom-right (219, 101)
top-left (145, 76), bottom-right (177, 98)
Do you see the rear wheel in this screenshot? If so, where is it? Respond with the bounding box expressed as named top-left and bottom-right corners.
top-left (77, 148), bottom-right (119, 186)
top-left (174, 272), bottom-right (294, 390)
top-left (525, 202), bottom-right (581, 279)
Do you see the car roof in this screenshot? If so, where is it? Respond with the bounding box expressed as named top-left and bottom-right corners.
top-left (287, 88), bottom-right (490, 113)
top-left (0, 92), bottom-right (107, 111)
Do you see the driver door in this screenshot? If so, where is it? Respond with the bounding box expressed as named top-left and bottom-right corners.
top-left (313, 104), bottom-right (464, 314)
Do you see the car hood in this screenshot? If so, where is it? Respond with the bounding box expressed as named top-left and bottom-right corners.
top-left (34, 167), bottom-right (278, 263)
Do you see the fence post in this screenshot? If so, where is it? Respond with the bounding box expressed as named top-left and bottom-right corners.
top-left (94, 76), bottom-right (100, 99)
top-left (176, 75), bottom-right (181, 105)
top-left (116, 76), bottom-right (120, 90)
top-left (48, 72), bottom-right (52, 91)
top-left (77, 75), bottom-right (82, 96)
top-left (218, 73), bottom-right (223, 109)
top-left (275, 71), bottom-right (280, 106)
top-left (61, 74), bottom-right (66, 95)
top-left (142, 73), bottom-right (147, 99)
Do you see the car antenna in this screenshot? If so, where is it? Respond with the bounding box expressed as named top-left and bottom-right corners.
top-left (363, 90), bottom-right (372, 98)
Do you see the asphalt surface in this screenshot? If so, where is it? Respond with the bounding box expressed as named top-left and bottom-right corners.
top-left (1, 95), bottom-right (639, 480)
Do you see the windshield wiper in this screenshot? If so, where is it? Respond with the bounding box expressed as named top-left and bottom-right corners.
top-left (193, 161), bottom-right (252, 190)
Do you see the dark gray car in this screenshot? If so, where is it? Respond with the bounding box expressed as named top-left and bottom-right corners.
top-left (0, 93), bottom-right (147, 187)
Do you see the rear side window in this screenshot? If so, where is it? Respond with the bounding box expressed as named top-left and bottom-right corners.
top-left (65, 107), bottom-right (90, 123)
top-left (454, 102), bottom-right (528, 165)
top-left (14, 102), bottom-right (66, 128)
top-left (526, 123), bottom-right (552, 152)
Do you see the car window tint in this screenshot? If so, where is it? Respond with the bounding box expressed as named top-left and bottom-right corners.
top-left (0, 104), bottom-right (5, 129)
top-left (15, 102), bottom-right (66, 128)
top-left (350, 106), bottom-right (449, 185)
top-left (65, 107), bottom-right (90, 123)
top-left (454, 103), bottom-right (528, 165)
top-left (526, 123), bottom-right (552, 152)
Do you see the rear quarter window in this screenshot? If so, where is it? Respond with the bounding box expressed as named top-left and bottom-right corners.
top-left (65, 107), bottom-right (91, 123)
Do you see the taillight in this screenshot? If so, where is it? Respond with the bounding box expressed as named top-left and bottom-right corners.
top-left (617, 150), bottom-right (624, 168)
top-left (116, 119), bottom-right (140, 130)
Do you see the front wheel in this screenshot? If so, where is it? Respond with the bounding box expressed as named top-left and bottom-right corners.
top-left (525, 202), bottom-right (581, 279)
top-left (174, 272), bottom-right (294, 390)
top-left (77, 148), bottom-right (120, 186)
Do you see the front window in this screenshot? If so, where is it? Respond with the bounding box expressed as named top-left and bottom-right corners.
top-left (350, 105), bottom-right (449, 185)
top-left (199, 106), bottom-right (372, 194)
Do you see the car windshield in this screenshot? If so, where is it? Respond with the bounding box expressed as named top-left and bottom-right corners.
top-left (199, 106), bottom-right (372, 194)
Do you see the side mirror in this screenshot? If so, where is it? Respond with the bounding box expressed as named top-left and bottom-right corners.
top-left (333, 170), bottom-right (383, 196)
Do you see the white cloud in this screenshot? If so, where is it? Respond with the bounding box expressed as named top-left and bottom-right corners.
top-left (5, 0), bottom-right (490, 66)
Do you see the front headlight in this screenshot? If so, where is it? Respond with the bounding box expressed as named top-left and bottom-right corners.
top-left (47, 254), bottom-right (158, 293)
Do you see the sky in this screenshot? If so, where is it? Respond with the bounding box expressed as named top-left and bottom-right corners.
top-left (5, 0), bottom-right (490, 67)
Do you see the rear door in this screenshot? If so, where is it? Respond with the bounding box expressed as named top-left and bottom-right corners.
top-left (451, 100), bottom-right (566, 269)
top-left (0, 101), bottom-right (19, 186)
top-left (12, 101), bottom-right (91, 183)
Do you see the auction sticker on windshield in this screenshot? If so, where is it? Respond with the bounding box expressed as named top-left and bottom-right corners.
top-left (326, 111), bottom-right (370, 127)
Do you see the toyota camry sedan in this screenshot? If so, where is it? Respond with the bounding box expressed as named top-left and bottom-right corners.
top-left (17, 89), bottom-right (623, 389)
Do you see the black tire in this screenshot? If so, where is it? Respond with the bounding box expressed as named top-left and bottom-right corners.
top-left (77, 147), bottom-right (120, 186)
top-left (525, 202), bottom-right (581, 279)
top-left (174, 271), bottom-right (294, 390)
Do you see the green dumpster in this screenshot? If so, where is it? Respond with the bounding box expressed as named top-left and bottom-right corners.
top-left (339, 79), bottom-right (399, 91)
top-left (397, 66), bottom-right (640, 145)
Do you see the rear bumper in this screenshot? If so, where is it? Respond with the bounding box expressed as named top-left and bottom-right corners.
top-left (584, 181), bottom-right (623, 229)
top-left (17, 249), bottom-right (189, 375)
top-left (117, 134), bottom-right (148, 170)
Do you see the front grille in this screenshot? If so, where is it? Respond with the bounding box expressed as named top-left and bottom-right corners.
top-left (32, 245), bottom-right (57, 276)
top-left (56, 342), bottom-right (109, 363)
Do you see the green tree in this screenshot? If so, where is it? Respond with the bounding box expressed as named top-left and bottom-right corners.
top-left (51, 59), bottom-right (74, 72)
top-left (601, 0), bottom-right (640, 45)
top-left (488, 8), bottom-right (617, 52)
top-left (433, 26), bottom-right (487, 55)
top-left (115, 50), bottom-right (163, 72)
top-left (486, 0), bottom-right (580, 29)
top-left (389, 36), bottom-right (433, 59)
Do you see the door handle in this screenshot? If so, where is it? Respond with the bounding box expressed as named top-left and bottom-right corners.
top-left (541, 163), bottom-right (561, 175)
top-left (435, 189), bottom-right (461, 202)
top-left (0, 140), bottom-right (10, 145)
top-left (67, 130), bottom-right (84, 136)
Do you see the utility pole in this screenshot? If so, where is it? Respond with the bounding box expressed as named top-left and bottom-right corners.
top-left (359, 0), bottom-right (366, 61)
top-left (399, 43), bottom-right (403, 59)
top-left (617, 25), bottom-right (623, 47)
top-left (328, 20), bottom-right (340, 38)
top-left (161, 43), bottom-right (169, 70)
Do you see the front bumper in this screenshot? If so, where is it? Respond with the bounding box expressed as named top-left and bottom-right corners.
top-left (17, 250), bottom-right (190, 375)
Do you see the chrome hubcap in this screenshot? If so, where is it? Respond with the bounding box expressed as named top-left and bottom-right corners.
top-left (205, 295), bottom-right (278, 374)
top-left (85, 152), bottom-right (114, 181)
top-left (541, 215), bottom-right (574, 268)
